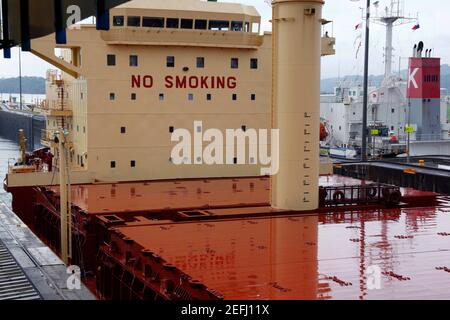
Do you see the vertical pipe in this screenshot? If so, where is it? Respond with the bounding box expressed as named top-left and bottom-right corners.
top-left (384, 21), bottom-right (393, 78)
top-left (271, 0), bottom-right (323, 211)
top-left (362, 0), bottom-right (371, 161)
top-left (59, 131), bottom-right (69, 265)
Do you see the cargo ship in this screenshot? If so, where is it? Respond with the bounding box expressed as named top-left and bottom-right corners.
top-left (2, 0), bottom-right (450, 300)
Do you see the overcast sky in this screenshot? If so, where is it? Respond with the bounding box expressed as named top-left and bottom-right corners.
top-left (0, 0), bottom-right (448, 79)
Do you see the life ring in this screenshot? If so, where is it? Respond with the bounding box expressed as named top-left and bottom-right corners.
top-left (388, 190), bottom-right (402, 205)
top-left (333, 191), bottom-right (345, 203)
top-left (367, 187), bottom-right (378, 199)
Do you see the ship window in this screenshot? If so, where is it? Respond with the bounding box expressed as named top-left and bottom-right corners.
top-left (167, 56), bottom-right (175, 67)
top-left (231, 21), bottom-right (243, 31)
top-left (242, 125), bottom-right (247, 132)
top-left (111, 161), bottom-right (116, 169)
top-left (180, 19), bottom-right (193, 29)
top-left (131, 93), bottom-right (137, 100)
top-left (250, 58), bottom-right (258, 69)
top-left (244, 22), bottom-right (250, 32)
top-left (127, 16), bottom-right (141, 27)
top-left (251, 94), bottom-right (256, 101)
top-left (206, 93), bottom-right (212, 101)
top-left (166, 18), bottom-right (179, 29)
top-left (209, 20), bottom-right (229, 31)
top-left (159, 93), bottom-right (165, 101)
top-left (231, 58), bottom-right (239, 69)
top-left (232, 94), bottom-right (237, 101)
top-left (121, 127), bottom-right (126, 134)
top-left (188, 93), bottom-right (194, 101)
top-left (110, 93), bottom-right (115, 100)
top-left (195, 19), bottom-right (207, 30)
top-left (197, 57), bottom-right (205, 68)
top-left (169, 126), bottom-right (175, 133)
top-left (107, 54), bottom-right (116, 66)
top-left (143, 17), bottom-right (164, 28)
top-left (233, 157), bottom-right (238, 164)
top-left (131, 160), bottom-right (136, 168)
top-left (113, 16), bottom-right (124, 27)
top-left (391, 108), bottom-right (395, 114)
top-left (129, 55), bottom-right (138, 67)
top-left (252, 23), bottom-right (260, 33)
top-left (83, 126), bottom-right (86, 134)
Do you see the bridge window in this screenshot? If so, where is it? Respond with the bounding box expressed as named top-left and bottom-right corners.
top-left (209, 20), bottom-right (230, 31)
top-left (195, 19), bottom-right (207, 30)
top-left (197, 57), bottom-right (205, 68)
top-left (231, 21), bottom-right (243, 31)
top-left (181, 19), bottom-right (193, 29)
top-left (127, 16), bottom-right (141, 27)
top-left (143, 17), bottom-right (165, 28)
top-left (166, 18), bottom-right (179, 29)
top-left (167, 56), bottom-right (175, 67)
top-left (113, 16), bottom-right (124, 27)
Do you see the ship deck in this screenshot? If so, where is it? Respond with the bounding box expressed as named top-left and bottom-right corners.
top-left (48, 175), bottom-right (437, 215)
top-left (107, 203), bottom-right (450, 300)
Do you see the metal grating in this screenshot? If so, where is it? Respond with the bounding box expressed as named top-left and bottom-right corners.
top-left (0, 239), bottom-right (41, 301)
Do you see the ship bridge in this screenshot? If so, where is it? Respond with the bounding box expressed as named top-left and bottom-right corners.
top-left (102, 0), bottom-right (263, 49)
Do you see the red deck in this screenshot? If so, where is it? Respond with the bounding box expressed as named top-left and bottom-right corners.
top-left (105, 206), bottom-right (450, 300)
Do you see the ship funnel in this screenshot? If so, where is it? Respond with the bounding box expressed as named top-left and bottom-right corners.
top-left (271, 0), bottom-right (323, 211)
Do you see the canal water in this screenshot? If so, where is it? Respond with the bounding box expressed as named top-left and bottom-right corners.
top-left (0, 137), bottom-right (18, 205)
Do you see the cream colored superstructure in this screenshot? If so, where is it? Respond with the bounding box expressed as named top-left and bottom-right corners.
top-left (6, 0), bottom-right (335, 209)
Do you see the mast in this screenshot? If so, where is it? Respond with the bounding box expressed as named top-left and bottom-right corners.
top-left (361, 0), bottom-right (371, 161)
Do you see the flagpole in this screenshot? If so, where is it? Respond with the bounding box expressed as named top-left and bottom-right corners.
top-left (361, 0), bottom-right (371, 161)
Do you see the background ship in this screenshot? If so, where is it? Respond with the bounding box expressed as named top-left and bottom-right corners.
top-left (320, 0), bottom-right (450, 159)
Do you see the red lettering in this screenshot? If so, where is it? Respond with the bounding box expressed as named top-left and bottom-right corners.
top-left (143, 75), bottom-right (153, 88)
top-left (228, 77), bottom-right (237, 89)
top-left (165, 76), bottom-right (174, 88)
top-left (175, 76), bottom-right (187, 88)
top-left (200, 76), bottom-right (209, 89)
top-left (131, 75), bottom-right (140, 88)
top-left (217, 77), bottom-right (225, 89)
top-left (189, 76), bottom-right (199, 89)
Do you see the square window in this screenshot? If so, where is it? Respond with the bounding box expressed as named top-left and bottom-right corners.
top-left (159, 93), bottom-right (165, 101)
top-left (195, 19), bottom-right (207, 30)
top-left (113, 16), bottom-right (124, 27)
top-left (169, 126), bottom-right (175, 133)
top-left (143, 17), bottom-right (164, 28)
top-left (250, 58), bottom-right (258, 69)
top-left (127, 16), bottom-right (141, 27)
top-left (251, 94), bottom-right (256, 101)
top-left (129, 55), bottom-right (138, 67)
top-left (110, 93), bottom-right (115, 100)
top-left (121, 127), bottom-right (126, 134)
top-left (107, 54), bottom-right (116, 66)
top-left (131, 160), bottom-right (136, 168)
top-left (231, 21), bottom-right (243, 31)
top-left (231, 58), bottom-right (239, 69)
top-left (232, 94), bottom-right (237, 101)
top-left (180, 19), bottom-right (193, 29)
top-left (166, 18), bottom-right (179, 28)
top-left (188, 94), bottom-right (194, 101)
top-left (167, 56), bottom-right (175, 67)
top-left (131, 93), bottom-right (137, 100)
top-left (197, 57), bottom-right (205, 68)
top-left (111, 161), bottom-right (116, 168)
top-left (206, 93), bottom-right (212, 101)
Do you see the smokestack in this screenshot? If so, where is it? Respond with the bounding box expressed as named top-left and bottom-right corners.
top-left (271, 0), bottom-right (323, 211)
